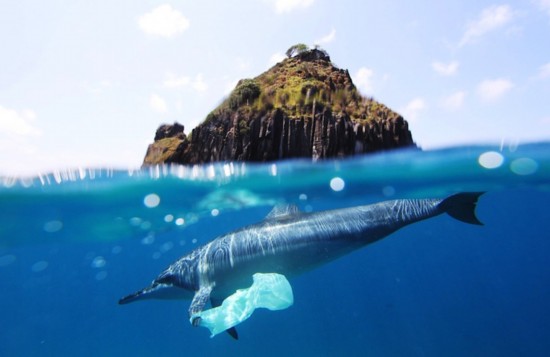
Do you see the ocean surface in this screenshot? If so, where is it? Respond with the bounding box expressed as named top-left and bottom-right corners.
top-left (1, 143), bottom-right (549, 357)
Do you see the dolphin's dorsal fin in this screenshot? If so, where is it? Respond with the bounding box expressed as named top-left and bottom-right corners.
top-left (266, 204), bottom-right (301, 219)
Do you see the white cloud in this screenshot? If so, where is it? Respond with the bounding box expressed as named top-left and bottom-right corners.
top-left (354, 67), bottom-right (374, 94)
top-left (163, 73), bottom-right (207, 92)
top-left (400, 98), bottom-right (426, 122)
top-left (163, 74), bottom-right (191, 88)
top-left (175, 99), bottom-right (184, 114)
top-left (0, 105), bottom-right (41, 137)
top-left (192, 74), bottom-right (208, 92)
top-left (476, 79), bottom-right (514, 102)
top-left (268, 52), bottom-right (287, 66)
top-left (138, 4), bottom-right (190, 37)
top-left (432, 61), bottom-right (459, 76)
top-left (315, 28), bottom-right (336, 45)
top-left (270, 0), bottom-right (315, 13)
top-left (235, 57), bottom-right (251, 71)
top-left (534, 0), bottom-right (550, 16)
top-left (441, 91), bottom-right (466, 110)
top-left (459, 5), bottom-right (514, 46)
top-left (537, 62), bottom-right (550, 79)
top-left (150, 94), bottom-right (168, 113)
top-left (83, 80), bottom-right (118, 95)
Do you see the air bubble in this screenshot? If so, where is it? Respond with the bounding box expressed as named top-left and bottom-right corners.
top-left (330, 177), bottom-right (345, 192)
top-left (43, 220), bottom-right (63, 233)
top-left (141, 234), bottom-right (155, 245)
top-left (31, 261), bottom-right (49, 272)
top-left (478, 151), bottom-right (504, 169)
top-left (510, 158), bottom-right (538, 175)
top-left (144, 193), bottom-right (160, 208)
top-left (382, 186), bottom-right (395, 197)
top-left (160, 242), bottom-right (174, 253)
top-left (95, 271), bottom-right (108, 281)
top-left (0, 254), bottom-right (16, 267)
top-left (129, 217), bottom-right (142, 226)
top-left (91, 256), bottom-right (106, 268)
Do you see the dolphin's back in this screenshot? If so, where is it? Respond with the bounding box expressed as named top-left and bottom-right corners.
top-left (198, 193), bottom-right (485, 296)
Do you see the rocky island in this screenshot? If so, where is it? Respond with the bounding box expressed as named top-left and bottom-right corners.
top-left (143, 45), bottom-right (415, 165)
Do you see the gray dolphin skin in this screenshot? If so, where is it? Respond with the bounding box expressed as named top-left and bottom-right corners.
top-left (119, 192), bottom-right (484, 339)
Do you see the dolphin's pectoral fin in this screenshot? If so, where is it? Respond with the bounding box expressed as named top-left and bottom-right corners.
top-left (191, 316), bottom-right (201, 327)
top-left (189, 285), bottom-right (213, 326)
top-left (211, 297), bottom-right (239, 340)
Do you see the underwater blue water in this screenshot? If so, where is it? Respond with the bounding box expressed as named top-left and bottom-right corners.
top-left (1, 143), bottom-right (550, 356)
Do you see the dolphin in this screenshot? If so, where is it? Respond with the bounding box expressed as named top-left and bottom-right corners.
top-left (119, 192), bottom-right (484, 339)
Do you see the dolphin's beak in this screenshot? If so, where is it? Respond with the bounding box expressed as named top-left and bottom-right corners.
top-left (119, 282), bottom-right (190, 304)
top-left (118, 282), bottom-right (175, 305)
top-left (119, 282), bottom-right (167, 304)
top-left (118, 291), bottom-right (142, 304)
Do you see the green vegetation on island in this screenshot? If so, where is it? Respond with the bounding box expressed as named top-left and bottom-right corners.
top-left (143, 44), bottom-right (414, 165)
top-left (205, 44), bottom-right (398, 128)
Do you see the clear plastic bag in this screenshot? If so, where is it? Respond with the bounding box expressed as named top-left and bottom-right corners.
top-left (191, 273), bottom-right (294, 337)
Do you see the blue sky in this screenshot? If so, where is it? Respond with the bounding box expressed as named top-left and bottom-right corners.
top-left (1, 0), bottom-right (549, 176)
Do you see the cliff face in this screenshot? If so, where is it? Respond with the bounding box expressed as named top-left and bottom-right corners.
top-left (143, 48), bottom-right (415, 166)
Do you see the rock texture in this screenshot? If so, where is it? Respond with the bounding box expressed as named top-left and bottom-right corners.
top-left (143, 48), bottom-right (415, 166)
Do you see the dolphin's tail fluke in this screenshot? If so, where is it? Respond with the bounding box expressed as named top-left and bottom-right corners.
top-left (439, 192), bottom-right (485, 225)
